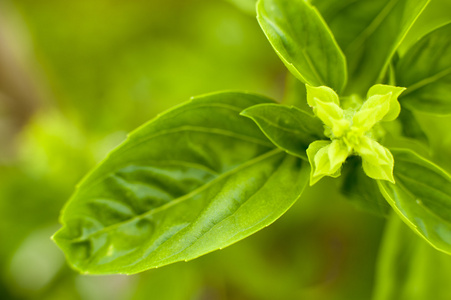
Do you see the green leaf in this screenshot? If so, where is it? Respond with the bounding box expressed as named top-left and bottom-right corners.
top-left (53, 92), bottom-right (310, 274)
top-left (352, 94), bottom-right (391, 132)
top-left (257, 0), bottom-right (347, 92)
top-left (341, 156), bottom-right (390, 217)
top-left (397, 108), bottom-right (429, 144)
top-left (306, 84), bottom-right (340, 107)
top-left (378, 149), bottom-right (451, 254)
top-left (306, 140), bottom-right (344, 185)
top-left (305, 85), bottom-right (349, 135)
top-left (396, 22), bottom-right (451, 115)
top-left (366, 84), bottom-right (406, 121)
top-left (312, 0), bottom-right (430, 95)
top-left (357, 137), bottom-right (395, 183)
top-left (241, 103), bottom-right (325, 160)
top-left (373, 214), bottom-right (451, 300)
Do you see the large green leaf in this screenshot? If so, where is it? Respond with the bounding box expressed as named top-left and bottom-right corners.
top-left (257, 0), bottom-right (347, 92)
top-left (312, 0), bottom-right (430, 95)
top-left (378, 149), bottom-right (451, 254)
top-left (53, 92), bottom-right (310, 274)
top-left (241, 103), bottom-right (325, 160)
top-left (396, 23), bottom-right (451, 114)
top-left (373, 214), bottom-right (451, 300)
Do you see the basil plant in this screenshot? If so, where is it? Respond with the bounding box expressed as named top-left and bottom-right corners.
top-left (54, 0), bottom-right (451, 275)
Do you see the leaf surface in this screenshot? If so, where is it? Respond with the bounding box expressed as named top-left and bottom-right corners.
top-left (53, 92), bottom-right (310, 274)
top-left (312, 0), bottom-right (430, 95)
top-left (378, 149), bottom-right (451, 254)
top-left (257, 0), bottom-right (347, 92)
top-left (241, 103), bottom-right (325, 160)
top-left (396, 23), bottom-right (451, 114)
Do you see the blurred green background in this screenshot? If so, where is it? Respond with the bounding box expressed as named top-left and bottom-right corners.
top-left (1, 0), bottom-right (450, 299)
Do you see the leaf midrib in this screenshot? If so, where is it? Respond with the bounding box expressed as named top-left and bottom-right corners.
top-left (345, 0), bottom-right (398, 55)
top-left (66, 148), bottom-right (284, 243)
top-left (393, 175), bottom-right (451, 227)
top-left (396, 173), bottom-right (451, 207)
top-left (401, 66), bottom-right (451, 97)
top-left (258, 3), bottom-right (326, 86)
top-left (140, 159), bottom-right (279, 267)
top-left (78, 125), bottom-right (275, 192)
top-left (250, 114), bottom-right (312, 136)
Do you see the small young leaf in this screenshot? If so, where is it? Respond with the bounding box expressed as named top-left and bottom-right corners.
top-left (305, 85), bottom-right (348, 135)
top-left (257, 0), bottom-right (347, 92)
top-left (366, 84), bottom-right (406, 121)
top-left (312, 0), bottom-right (430, 95)
top-left (378, 149), bottom-right (451, 254)
top-left (241, 104), bottom-right (325, 160)
top-left (306, 140), bottom-right (343, 185)
top-left (357, 137), bottom-right (395, 183)
top-left (352, 94), bottom-right (391, 132)
top-left (306, 85), bottom-right (340, 107)
top-left (53, 92), bottom-right (310, 274)
top-left (396, 22), bottom-right (451, 115)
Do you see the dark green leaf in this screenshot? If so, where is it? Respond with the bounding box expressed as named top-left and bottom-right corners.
top-left (397, 108), bottom-right (429, 144)
top-left (53, 92), bottom-right (310, 274)
top-left (241, 103), bottom-right (325, 160)
top-left (312, 0), bottom-right (430, 95)
top-left (257, 0), bottom-right (347, 92)
top-left (396, 22), bottom-right (451, 114)
top-left (341, 156), bottom-right (390, 217)
top-left (378, 149), bottom-right (451, 254)
top-left (373, 214), bottom-right (451, 300)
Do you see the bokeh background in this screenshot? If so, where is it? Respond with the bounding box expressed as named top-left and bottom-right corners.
top-left (1, 0), bottom-right (450, 299)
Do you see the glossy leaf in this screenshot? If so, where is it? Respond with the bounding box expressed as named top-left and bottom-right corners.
top-left (341, 156), bottom-right (390, 217)
top-left (241, 104), bottom-right (325, 160)
top-left (373, 214), bottom-right (451, 300)
top-left (257, 0), bottom-right (347, 92)
top-left (378, 149), bottom-right (451, 254)
top-left (312, 0), bottom-right (430, 95)
top-left (366, 84), bottom-right (406, 122)
top-left (396, 22), bottom-right (451, 114)
top-left (53, 92), bottom-right (310, 274)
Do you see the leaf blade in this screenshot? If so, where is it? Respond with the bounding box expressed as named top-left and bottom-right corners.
top-left (377, 149), bottom-right (451, 254)
top-left (257, 0), bottom-right (347, 92)
top-left (241, 103), bottom-right (325, 160)
top-left (312, 0), bottom-right (430, 94)
top-left (53, 92), bottom-right (310, 274)
top-left (396, 22), bottom-right (451, 114)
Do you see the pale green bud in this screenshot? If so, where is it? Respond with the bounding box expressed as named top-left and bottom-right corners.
top-left (306, 83), bottom-right (404, 185)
